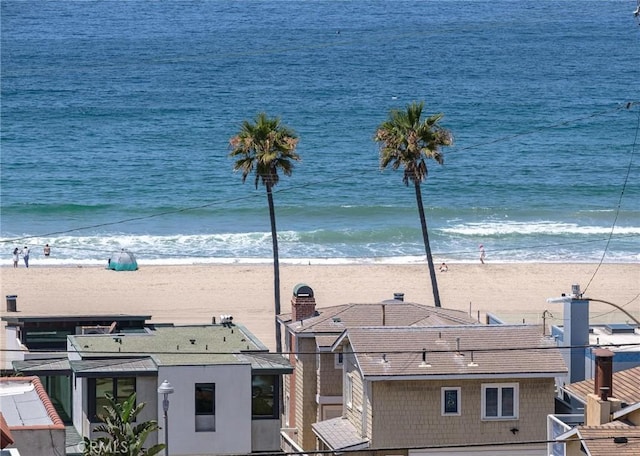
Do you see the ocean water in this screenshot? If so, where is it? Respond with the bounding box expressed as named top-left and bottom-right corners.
top-left (1, 0), bottom-right (639, 266)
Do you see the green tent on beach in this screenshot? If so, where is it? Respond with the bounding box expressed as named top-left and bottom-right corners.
top-left (107, 249), bottom-right (138, 271)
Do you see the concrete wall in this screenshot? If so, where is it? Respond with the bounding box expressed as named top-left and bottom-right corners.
top-left (9, 428), bottom-right (65, 456)
top-left (157, 364), bottom-right (252, 456)
top-left (366, 377), bottom-right (555, 448)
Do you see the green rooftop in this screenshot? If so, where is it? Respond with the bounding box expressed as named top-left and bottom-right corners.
top-left (69, 324), bottom-right (270, 366)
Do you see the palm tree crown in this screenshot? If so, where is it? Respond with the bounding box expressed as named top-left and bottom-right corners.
top-left (229, 112), bottom-right (300, 354)
top-left (375, 101), bottom-right (452, 186)
top-left (374, 101), bottom-right (453, 308)
top-left (229, 112), bottom-right (300, 189)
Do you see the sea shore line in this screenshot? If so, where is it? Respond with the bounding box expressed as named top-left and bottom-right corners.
top-left (1, 263), bottom-right (638, 367)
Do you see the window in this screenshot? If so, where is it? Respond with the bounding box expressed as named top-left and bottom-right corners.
top-left (252, 375), bottom-right (278, 419)
top-left (481, 383), bottom-right (518, 419)
top-left (345, 373), bottom-right (353, 409)
top-left (441, 387), bottom-right (461, 416)
top-left (335, 352), bottom-right (343, 369)
top-left (88, 377), bottom-right (135, 422)
top-left (195, 383), bottom-right (215, 432)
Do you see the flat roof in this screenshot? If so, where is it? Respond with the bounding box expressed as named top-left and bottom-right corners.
top-left (0, 377), bottom-right (64, 429)
top-left (2, 314), bottom-right (151, 324)
top-left (68, 324), bottom-right (288, 368)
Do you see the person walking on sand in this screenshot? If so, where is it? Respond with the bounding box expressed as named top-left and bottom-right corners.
top-left (43, 244), bottom-right (51, 257)
top-left (479, 244), bottom-right (486, 264)
top-left (12, 248), bottom-right (19, 268)
top-left (21, 246), bottom-right (30, 268)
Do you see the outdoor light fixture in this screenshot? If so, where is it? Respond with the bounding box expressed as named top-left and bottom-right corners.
top-left (157, 380), bottom-right (174, 455)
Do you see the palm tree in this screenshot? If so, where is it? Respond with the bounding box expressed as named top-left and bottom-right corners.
top-left (374, 101), bottom-right (453, 308)
top-left (230, 112), bottom-right (300, 353)
top-left (82, 393), bottom-right (164, 456)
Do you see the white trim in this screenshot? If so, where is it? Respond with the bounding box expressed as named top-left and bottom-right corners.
top-left (481, 383), bottom-right (519, 420)
top-left (441, 387), bottom-right (461, 416)
top-left (315, 394), bottom-right (343, 405)
top-left (345, 373), bottom-right (353, 409)
top-left (365, 372), bottom-right (563, 381)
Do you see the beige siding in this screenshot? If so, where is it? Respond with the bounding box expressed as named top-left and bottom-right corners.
top-left (369, 378), bottom-right (555, 448)
top-left (318, 352), bottom-right (342, 397)
top-left (294, 337), bottom-right (319, 449)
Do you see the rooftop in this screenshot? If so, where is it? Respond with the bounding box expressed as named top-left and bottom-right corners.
top-left (334, 325), bottom-right (567, 379)
top-left (563, 365), bottom-right (640, 406)
top-left (0, 377), bottom-right (64, 430)
top-left (68, 324), bottom-right (291, 371)
top-left (282, 301), bottom-right (479, 340)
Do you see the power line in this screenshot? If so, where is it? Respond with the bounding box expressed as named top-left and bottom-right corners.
top-left (2, 103), bottom-right (637, 247)
top-left (3, 341), bottom-right (638, 357)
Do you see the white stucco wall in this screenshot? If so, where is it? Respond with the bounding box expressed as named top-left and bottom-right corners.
top-left (157, 364), bottom-right (252, 456)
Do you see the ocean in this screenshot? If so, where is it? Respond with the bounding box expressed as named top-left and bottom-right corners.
top-left (1, 0), bottom-right (639, 266)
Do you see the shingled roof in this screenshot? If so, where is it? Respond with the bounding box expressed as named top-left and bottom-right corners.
top-left (563, 366), bottom-right (640, 406)
top-left (334, 325), bottom-right (567, 379)
top-left (560, 424), bottom-right (640, 456)
top-left (282, 302), bottom-right (478, 337)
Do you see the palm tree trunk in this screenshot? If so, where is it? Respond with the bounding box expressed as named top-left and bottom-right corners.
top-left (266, 184), bottom-right (283, 353)
top-left (414, 181), bottom-right (442, 307)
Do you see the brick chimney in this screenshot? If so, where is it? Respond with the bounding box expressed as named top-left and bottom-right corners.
top-left (291, 284), bottom-right (316, 322)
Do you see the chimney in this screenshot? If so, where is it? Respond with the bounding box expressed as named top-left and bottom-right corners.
top-left (291, 284), bottom-right (316, 322)
top-left (593, 349), bottom-right (614, 400)
top-left (585, 348), bottom-right (622, 426)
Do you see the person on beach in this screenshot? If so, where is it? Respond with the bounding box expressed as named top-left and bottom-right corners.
top-left (12, 248), bottom-right (19, 268)
top-left (43, 244), bottom-right (51, 257)
top-left (479, 244), bottom-right (486, 264)
top-left (439, 262), bottom-right (448, 272)
top-left (21, 246), bottom-right (30, 268)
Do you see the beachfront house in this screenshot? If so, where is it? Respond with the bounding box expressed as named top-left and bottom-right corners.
top-left (11, 318), bottom-right (292, 456)
top-left (552, 350), bottom-right (640, 455)
top-left (276, 284), bottom-right (480, 452)
top-left (313, 325), bottom-right (567, 455)
top-left (0, 376), bottom-right (66, 456)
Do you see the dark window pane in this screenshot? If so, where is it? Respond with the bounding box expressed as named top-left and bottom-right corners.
top-left (252, 375), bottom-right (276, 418)
top-left (501, 387), bottom-right (514, 417)
top-left (195, 384), bottom-right (215, 415)
top-left (485, 387), bottom-right (498, 417)
top-left (444, 389), bottom-right (458, 414)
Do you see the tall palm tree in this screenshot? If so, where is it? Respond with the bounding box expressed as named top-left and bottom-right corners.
top-left (82, 393), bottom-right (164, 456)
top-left (374, 101), bottom-right (453, 308)
top-left (230, 112), bottom-right (300, 353)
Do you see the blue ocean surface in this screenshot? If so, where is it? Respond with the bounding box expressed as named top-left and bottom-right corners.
top-left (1, 0), bottom-right (639, 266)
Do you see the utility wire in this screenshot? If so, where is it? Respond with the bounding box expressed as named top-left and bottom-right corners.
top-left (2, 102), bottom-right (637, 246)
top-left (583, 102), bottom-right (639, 296)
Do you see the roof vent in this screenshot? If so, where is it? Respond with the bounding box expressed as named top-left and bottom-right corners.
top-left (332, 317), bottom-right (342, 323)
top-left (393, 293), bottom-right (404, 302)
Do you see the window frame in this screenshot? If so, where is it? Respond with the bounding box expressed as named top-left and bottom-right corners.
top-left (334, 352), bottom-right (344, 369)
top-left (481, 383), bottom-right (519, 420)
top-left (195, 383), bottom-right (216, 432)
top-left (441, 387), bottom-right (461, 416)
top-left (251, 374), bottom-right (279, 420)
top-left (345, 373), bottom-right (353, 409)
top-left (88, 377), bottom-right (136, 423)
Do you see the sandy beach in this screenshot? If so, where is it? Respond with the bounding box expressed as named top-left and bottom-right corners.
top-left (1, 263), bottom-right (638, 367)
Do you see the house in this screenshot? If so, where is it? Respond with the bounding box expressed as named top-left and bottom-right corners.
top-left (554, 350), bottom-right (640, 455)
top-left (0, 376), bottom-right (65, 456)
top-left (276, 284), bottom-right (481, 452)
top-left (11, 318), bottom-right (292, 456)
top-left (314, 325), bottom-right (567, 455)
top-left (3, 314), bottom-right (152, 423)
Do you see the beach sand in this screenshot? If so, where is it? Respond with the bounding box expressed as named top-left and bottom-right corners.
top-left (1, 263), bottom-right (638, 368)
